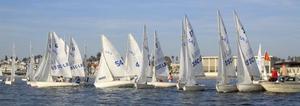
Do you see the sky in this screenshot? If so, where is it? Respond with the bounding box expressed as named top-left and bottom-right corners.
top-left (0, 0), bottom-right (300, 59)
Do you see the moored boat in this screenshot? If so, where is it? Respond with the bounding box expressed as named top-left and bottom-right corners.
top-left (261, 81), bottom-right (300, 93)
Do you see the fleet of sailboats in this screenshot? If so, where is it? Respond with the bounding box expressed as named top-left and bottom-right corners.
top-left (29, 32), bottom-right (80, 88)
top-left (2, 11), bottom-right (300, 93)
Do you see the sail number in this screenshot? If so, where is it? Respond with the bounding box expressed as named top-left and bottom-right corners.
top-left (224, 57), bottom-right (233, 66)
top-left (51, 62), bottom-right (69, 70)
top-left (192, 56), bottom-right (202, 67)
top-left (155, 62), bottom-right (166, 70)
top-left (115, 60), bottom-right (124, 67)
top-left (70, 64), bottom-right (83, 70)
top-left (245, 57), bottom-right (255, 66)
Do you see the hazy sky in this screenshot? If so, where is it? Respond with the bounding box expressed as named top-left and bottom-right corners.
top-left (1, 0), bottom-right (300, 59)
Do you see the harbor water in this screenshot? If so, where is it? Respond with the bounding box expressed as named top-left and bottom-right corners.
top-left (0, 77), bottom-right (299, 106)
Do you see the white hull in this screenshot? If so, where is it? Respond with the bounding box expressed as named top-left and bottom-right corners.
top-left (33, 82), bottom-right (79, 88)
top-left (134, 83), bottom-right (154, 89)
top-left (94, 81), bottom-right (134, 88)
top-left (27, 81), bottom-right (32, 85)
top-left (148, 82), bottom-right (176, 88)
top-left (261, 82), bottom-right (300, 93)
top-left (183, 84), bottom-right (205, 91)
top-left (176, 83), bottom-right (185, 90)
top-left (237, 83), bottom-right (264, 92)
top-left (216, 84), bottom-right (238, 93)
top-left (5, 80), bottom-right (12, 85)
top-left (21, 78), bottom-right (27, 81)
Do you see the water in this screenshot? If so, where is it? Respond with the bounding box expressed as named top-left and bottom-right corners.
top-left (1, 77), bottom-right (300, 106)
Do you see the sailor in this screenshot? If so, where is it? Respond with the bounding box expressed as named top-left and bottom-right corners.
top-left (168, 72), bottom-right (173, 82)
top-left (269, 67), bottom-right (278, 82)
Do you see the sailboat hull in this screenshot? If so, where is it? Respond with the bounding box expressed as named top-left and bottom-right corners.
top-left (134, 83), bottom-right (154, 89)
top-left (148, 82), bottom-right (176, 88)
top-left (33, 82), bottom-right (79, 88)
top-left (183, 84), bottom-right (205, 91)
top-left (4, 81), bottom-right (12, 85)
top-left (216, 84), bottom-right (238, 93)
top-left (21, 78), bottom-right (27, 81)
top-left (94, 81), bottom-right (134, 88)
top-left (237, 83), bottom-right (264, 92)
top-left (261, 82), bottom-right (300, 93)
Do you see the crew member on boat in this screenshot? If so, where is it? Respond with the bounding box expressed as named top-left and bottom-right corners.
top-left (168, 72), bottom-right (173, 82)
top-left (269, 67), bottom-right (278, 82)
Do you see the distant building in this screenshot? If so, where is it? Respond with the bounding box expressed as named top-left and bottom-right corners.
top-left (274, 60), bottom-right (300, 77)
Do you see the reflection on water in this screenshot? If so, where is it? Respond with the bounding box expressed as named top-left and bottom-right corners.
top-left (0, 77), bottom-right (300, 105)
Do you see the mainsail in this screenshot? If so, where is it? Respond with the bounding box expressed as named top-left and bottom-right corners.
top-left (69, 37), bottom-right (85, 77)
top-left (153, 31), bottom-right (169, 82)
top-left (137, 25), bottom-right (151, 84)
top-left (217, 11), bottom-right (235, 85)
top-left (125, 34), bottom-right (142, 77)
top-left (184, 16), bottom-right (205, 77)
top-left (178, 20), bottom-right (187, 84)
top-left (51, 32), bottom-right (72, 78)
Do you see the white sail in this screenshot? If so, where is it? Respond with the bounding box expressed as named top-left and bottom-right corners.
top-left (11, 43), bottom-right (16, 82)
top-left (26, 41), bottom-right (35, 80)
top-left (69, 37), bottom-right (85, 77)
top-left (95, 53), bottom-right (114, 83)
top-left (137, 25), bottom-right (151, 84)
top-left (101, 35), bottom-right (126, 78)
top-left (257, 44), bottom-right (268, 80)
top-left (33, 32), bottom-right (53, 82)
top-left (217, 11), bottom-right (236, 85)
top-left (50, 32), bottom-right (72, 78)
top-left (142, 26), bottom-right (152, 78)
top-left (184, 16), bottom-right (205, 77)
top-left (153, 31), bottom-right (169, 82)
top-left (178, 20), bottom-right (187, 83)
top-left (234, 11), bottom-right (260, 84)
top-left (125, 34), bottom-right (142, 77)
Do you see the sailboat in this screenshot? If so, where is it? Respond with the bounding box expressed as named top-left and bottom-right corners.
top-left (147, 31), bottom-right (176, 88)
top-left (177, 20), bottom-right (188, 90)
top-left (30, 32), bottom-right (79, 88)
top-left (215, 11), bottom-right (238, 93)
top-left (68, 37), bottom-right (86, 83)
top-left (234, 11), bottom-right (264, 92)
top-left (94, 35), bottom-right (134, 88)
top-left (135, 25), bottom-right (155, 89)
top-left (178, 15), bottom-right (205, 91)
top-left (5, 43), bottom-right (16, 85)
top-left (256, 44), bottom-right (268, 81)
top-left (261, 63), bottom-right (300, 92)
